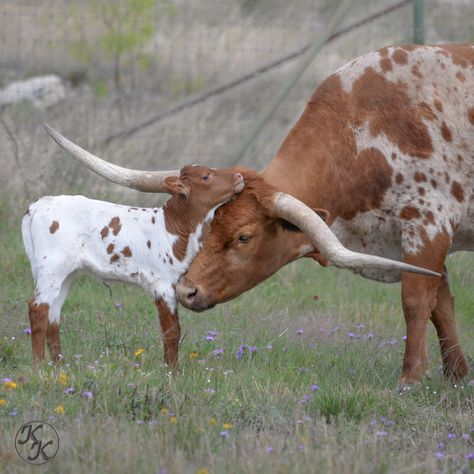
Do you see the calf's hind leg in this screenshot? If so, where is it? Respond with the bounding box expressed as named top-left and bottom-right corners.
top-left (29, 274), bottom-right (71, 363)
top-left (155, 297), bottom-right (180, 370)
top-left (430, 268), bottom-right (469, 381)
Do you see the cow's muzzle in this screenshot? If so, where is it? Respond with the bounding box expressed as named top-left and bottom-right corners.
top-left (176, 277), bottom-right (215, 312)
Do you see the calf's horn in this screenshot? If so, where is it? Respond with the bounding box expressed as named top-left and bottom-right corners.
top-left (44, 124), bottom-right (179, 193)
top-left (272, 192), bottom-right (440, 277)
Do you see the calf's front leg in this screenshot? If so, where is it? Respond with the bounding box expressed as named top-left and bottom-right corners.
top-left (155, 297), bottom-right (180, 370)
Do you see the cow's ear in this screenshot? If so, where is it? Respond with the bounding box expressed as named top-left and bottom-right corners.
top-left (164, 176), bottom-right (189, 197)
top-left (313, 208), bottom-right (330, 222)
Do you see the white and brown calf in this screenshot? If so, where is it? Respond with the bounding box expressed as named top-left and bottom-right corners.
top-left (22, 165), bottom-right (244, 367)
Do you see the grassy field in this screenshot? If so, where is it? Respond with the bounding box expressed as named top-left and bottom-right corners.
top-left (0, 203), bottom-right (473, 474)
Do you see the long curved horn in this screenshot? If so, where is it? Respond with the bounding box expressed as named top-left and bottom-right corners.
top-left (44, 124), bottom-right (179, 193)
top-left (272, 192), bottom-right (440, 277)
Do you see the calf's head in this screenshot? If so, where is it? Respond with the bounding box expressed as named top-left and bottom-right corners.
top-left (164, 165), bottom-right (244, 214)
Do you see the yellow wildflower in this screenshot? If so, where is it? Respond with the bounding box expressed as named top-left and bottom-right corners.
top-left (169, 416), bottom-right (178, 424)
top-left (54, 405), bottom-right (65, 415)
top-left (134, 348), bottom-right (145, 357)
top-left (0, 399), bottom-right (7, 407)
top-left (160, 407), bottom-right (169, 416)
top-left (58, 372), bottom-right (68, 386)
top-left (188, 352), bottom-right (199, 360)
top-left (196, 469), bottom-right (209, 474)
top-left (223, 423), bottom-right (233, 430)
top-left (3, 381), bottom-right (17, 390)
top-left (208, 417), bottom-right (217, 426)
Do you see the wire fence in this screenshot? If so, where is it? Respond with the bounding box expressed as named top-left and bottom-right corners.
top-left (0, 0), bottom-right (473, 207)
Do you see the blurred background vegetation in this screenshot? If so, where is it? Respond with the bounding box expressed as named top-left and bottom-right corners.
top-left (0, 0), bottom-right (473, 211)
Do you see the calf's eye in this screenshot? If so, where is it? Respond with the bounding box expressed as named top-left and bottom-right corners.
top-left (202, 174), bottom-right (210, 181)
top-left (238, 234), bottom-right (252, 243)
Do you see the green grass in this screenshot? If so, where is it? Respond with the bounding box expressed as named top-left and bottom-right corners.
top-left (0, 204), bottom-right (473, 473)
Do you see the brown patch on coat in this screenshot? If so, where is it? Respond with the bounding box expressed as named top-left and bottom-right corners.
top-left (434, 100), bottom-right (443, 113)
top-left (392, 49), bottom-right (408, 65)
top-left (395, 173), bottom-right (404, 184)
top-left (418, 187), bottom-right (425, 196)
top-left (379, 47), bottom-right (389, 57)
top-left (425, 211), bottom-right (435, 224)
top-left (441, 122), bottom-right (452, 142)
top-left (110, 254), bottom-right (120, 263)
top-left (100, 226), bottom-right (109, 239)
top-left (49, 221), bottom-right (59, 234)
top-left (414, 172), bottom-right (427, 182)
top-left (46, 323), bottom-right (61, 363)
top-left (106, 243), bottom-right (115, 254)
top-left (380, 57), bottom-right (392, 73)
top-left (348, 67), bottom-right (433, 159)
top-left (418, 102), bottom-right (436, 121)
top-left (455, 71), bottom-right (465, 82)
top-left (468, 108), bottom-right (474, 125)
top-left (451, 181), bottom-right (464, 202)
top-left (411, 65), bottom-right (423, 79)
top-left (108, 217), bottom-right (122, 235)
top-left (121, 246), bottom-right (132, 257)
top-left (400, 206), bottom-right (421, 220)
top-left (441, 44), bottom-right (474, 69)
top-left (151, 216), bottom-right (156, 224)
top-left (430, 179), bottom-right (437, 189)
top-left (147, 240), bottom-right (151, 249)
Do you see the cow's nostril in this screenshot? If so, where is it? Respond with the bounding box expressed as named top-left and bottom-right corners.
top-left (186, 287), bottom-right (197, 300)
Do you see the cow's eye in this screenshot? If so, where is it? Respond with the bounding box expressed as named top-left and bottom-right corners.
top-left (202, 174), bottom-right (210, 181)
top-left (238, 234), bottom-right (252, 243)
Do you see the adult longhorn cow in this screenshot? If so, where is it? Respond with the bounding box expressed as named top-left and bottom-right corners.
top-left (176, 44), bottom-right (474, 385)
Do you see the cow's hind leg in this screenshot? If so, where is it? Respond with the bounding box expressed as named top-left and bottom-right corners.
top-left (29, 300), bottom-right (49, 362)
top-left (155, 297), bottom-right (180, 370)
top-left (430, 268), bottom-right (469, 381)
top-left (400, 230), bottom-right (451, 385)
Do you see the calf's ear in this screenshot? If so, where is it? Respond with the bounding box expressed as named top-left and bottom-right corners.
top-left (164, 176), bottom-right (189, 197)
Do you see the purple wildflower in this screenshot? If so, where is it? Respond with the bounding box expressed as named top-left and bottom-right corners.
top-left (207, 330), bottom-right (219, 337)
top-left (296, 328), bottom-right (304, 335)
top-left (220, 431), bottom-right (230, 438)
top-left (347, 332), bottom-right (360, 339)
top-left (376, 431), bottom-right (388, 437)
top-left (300, 395), bottom-right (312, 404)
top-left (204, 388), bottom-right (216, 395)
top-left (83, 391), bottom-right (93, 399)
top-left (248, 346), bottom-right (257, 353)
top-left (356, 323), bottom-right (365, 329)
top-left (298, 444), bottom-right (305, 450)
top-left (437, 442), bottom-right (445, 450)
top-left (64, 387), bottom-right (74, 395)
top-left (468, 380), bottom-right (474, 386)
top-left (10, 411), bottom-right (17, 417)
top-left (365, 332), bottom-right (375, 339)
top-left (211, 349), bottom-right (224, 357)
top-left (205, 336), bottom-right (215, 342)
top-left (447, 433), bottom-right (457, 440)
top-left (236, 344), bottom-right (246, 359)
top-left (266, 447), bottom-right (273, 453)
top-left (114, 303), bottom-right (123, 309)
top-left (402, 335), bottom-right (407, 340)
top-left (2, 378), bottom-right (12, 383)
top-left (310, 384), bottom-right (320, 392)
top-left (266, 344), bottom-right (273, 350)
top-left (434, 451), bottom-right (444, 459)
top-left (22, 328), bottom-right (32, 334)
top-left (465, 453), bottom-right (474, 460)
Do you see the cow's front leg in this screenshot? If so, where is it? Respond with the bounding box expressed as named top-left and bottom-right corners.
top-left (155, 297), bottom-right (180, 370)
top-left (400, 230), bottom-right (450, 385)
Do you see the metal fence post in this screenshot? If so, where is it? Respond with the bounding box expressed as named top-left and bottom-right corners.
top-left (413, 0), bottom-right (425, 44)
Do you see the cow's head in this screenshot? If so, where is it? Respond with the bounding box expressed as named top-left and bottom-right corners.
top-left (177, 169), bottom-right (320, 309)
top-left (176, 169), bottom-right (440, 311)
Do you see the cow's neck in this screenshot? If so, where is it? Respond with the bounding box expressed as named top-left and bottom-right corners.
top-left (162, 196), bottom-right (211, 261)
